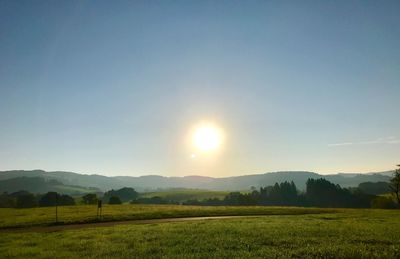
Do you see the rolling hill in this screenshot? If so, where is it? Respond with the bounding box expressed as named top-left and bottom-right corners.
top-left (0, 176), bottom-right (101, 195)
top-left (0, 170), bottom-right (393, 192)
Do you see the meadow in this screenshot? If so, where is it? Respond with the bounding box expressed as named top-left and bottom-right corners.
top-left (0, 207), bottom-right (399, 258)
top-left (0, 204), bottom-right (331, 228)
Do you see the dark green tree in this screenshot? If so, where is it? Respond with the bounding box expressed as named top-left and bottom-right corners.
top-left (389, 165), bottom-right (400, 206)
top-left (103, 187), bottom-right (138, 203)
top-left (358, 182), bottom-right (390, 195)
top-left (0, 193), bottom-right (16, 208)
top-left (16, 192), bottom-right (37, 208)
top-left (108, 196), bottom-right (122, 204)
top-left (60, 194), bottom-right (75, 206)
top-left (306, 178), bottom-right (351, 207)
top-left (39, 192), bottom-right (58, 207)
top-left (82, 193), bottom-right (98, 205)
top-left (39, 192), bottom-right (75, 207)
top-left (371, 196), bottom-right (396, 209)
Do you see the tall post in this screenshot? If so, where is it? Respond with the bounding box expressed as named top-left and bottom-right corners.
top-left (97, 200), bottom-right (102, 220)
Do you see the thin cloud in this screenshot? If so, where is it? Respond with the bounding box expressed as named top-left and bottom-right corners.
top-left (328, 137), bottom-right (400, 147)
top-left (328, 142), bottom-right (354, 147)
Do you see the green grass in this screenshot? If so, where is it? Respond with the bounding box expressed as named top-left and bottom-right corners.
top-left (139, 188), bottom-right (230, 202)
top-left (53, 184), bottom-right (98, 195)
top-left (0, 209), bottom-right (400, 258)
top-left (0, 204), bottom-right (333, 228)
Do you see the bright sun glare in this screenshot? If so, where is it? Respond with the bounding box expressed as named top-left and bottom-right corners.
top-left (193, 125), bottom-right (222, 152)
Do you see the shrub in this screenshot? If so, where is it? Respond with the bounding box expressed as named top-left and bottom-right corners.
top-left (0, 193), bottom-right (16, 208)
top-left (16, 193), bottom-right (37, 208)
top-left (82, 193), bottom-right (98, 205)
top-left (103, 187), bottom-right (138, 203)
top-left (39, 192), bottom-right (75, 207)
top-left (108, 196), bottom-right (122, 204)
top-left (371, 196), bottom-right (397, 209)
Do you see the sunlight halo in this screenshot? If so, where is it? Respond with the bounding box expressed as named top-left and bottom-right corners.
top-left (192, 124), bottom-right (223, 152)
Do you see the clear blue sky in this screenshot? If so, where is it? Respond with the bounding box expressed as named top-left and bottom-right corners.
top-left (1, 1), bottom-right (399, 176)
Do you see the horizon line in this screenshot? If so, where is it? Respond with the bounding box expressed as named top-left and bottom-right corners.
top-left (0, 168), bottom-right (394, 179)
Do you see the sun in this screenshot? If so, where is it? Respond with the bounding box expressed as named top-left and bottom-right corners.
top-left (193, 124), bottom-right (222, 152)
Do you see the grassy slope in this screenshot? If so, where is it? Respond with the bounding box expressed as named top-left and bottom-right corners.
top-left (139, 189), bottom-right (229, 202)
top-left (1, 209), bottom-right (400, 258)
top-left (0, 205), bottom-right (333, 228)
top-left (53, 185), bottom-right (99, 195)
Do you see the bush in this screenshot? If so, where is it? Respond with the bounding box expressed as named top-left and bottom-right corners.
top-left (0, 193), bottom-right (16, 208)
top-left (39, 192), bottom-right (75, 207)
top-left (58, 194), bottom-right (75, 206)
top-left (108, 196), bottom-right (122, 204)
top-left (103, 188), bottom-right (138, 203)
top-left (82, 193), bottom-right (98, 205)
top-left (371, 196), bottom-right (397, 209)
top-left (16, 193), bottom-right (37, 208)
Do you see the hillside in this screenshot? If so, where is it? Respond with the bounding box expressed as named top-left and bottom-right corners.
top-left (139, 189), bottom-right (229, 202)
top-left (0, 176), bottom-right (101, 195)
top-left (0, 170), bottom-right (392, 192)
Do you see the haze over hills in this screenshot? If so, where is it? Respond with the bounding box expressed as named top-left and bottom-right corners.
top-left (0, 176), bottom-right (101, 195)
top-left (0, 170), bottom-right (393, 193)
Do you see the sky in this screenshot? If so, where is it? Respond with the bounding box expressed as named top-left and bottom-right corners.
top-left (0, 1), bottom-right (399, 177)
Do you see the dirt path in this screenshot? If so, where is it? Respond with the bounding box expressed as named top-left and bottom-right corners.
top-left (1, 215), bottom-right (265, 233)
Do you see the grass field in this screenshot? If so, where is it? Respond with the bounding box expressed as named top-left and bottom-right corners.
top-left (0, 208), bottom-right (399, 258)
top-left (53, 184), bottom-right (99, 195)
top-left (0, 204), bottom-right (332, 228)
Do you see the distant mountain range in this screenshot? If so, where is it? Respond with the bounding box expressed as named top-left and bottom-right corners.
top-left (0, 170), bottom-right (394, 193)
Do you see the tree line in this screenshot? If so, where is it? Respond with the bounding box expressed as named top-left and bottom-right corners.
top-left (0, 191), bottom-right (76, 208)
top-left (0, 187), bottom-right (139, 208)
top-left (182, 179), bottom-right (377, 208)
top-left (184, 178), bottom-right (398, 209)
